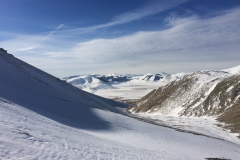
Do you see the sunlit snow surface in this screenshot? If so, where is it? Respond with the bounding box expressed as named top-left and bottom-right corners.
top-left (1, 49), bottom-right (240, 159)
top-left (65, 68), bottom-right (240, 151)
top-left (132, 113), bottom-right (240, 145)
top-left (94, 82), bottom-right (162, 100)
top-left (223, 65), bottom-right (240, 74)
top-left (1, 99), bottom-right (240, 160)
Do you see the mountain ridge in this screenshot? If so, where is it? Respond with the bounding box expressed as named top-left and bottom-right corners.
top-left (128, 68), bottom-right (240, 135)
top-left (1, 49), bottom-right (240, 159)
top-left (0, 49), bottom-right (125, 130)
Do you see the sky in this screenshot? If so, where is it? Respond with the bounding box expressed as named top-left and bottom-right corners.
top-left (0, 0), bottom-right (240, 77)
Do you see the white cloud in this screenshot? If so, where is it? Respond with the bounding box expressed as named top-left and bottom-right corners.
top-left (7, 24), bottom-right (66, 52)
top-left (63, 0), bottom-right (191, 34)
top-left (40, 24), bottom-right (64, 43)
top-left (69, 7), bottom-right (240, 74)
top-left (1, 7), bottom-right (240, 77)
top-left (112, 0), bottom-right (190, 24)
top-left (0, 34), bottom-right (42, 53)
top-left (0, 24), bottom-right (69, 57)
top-left (17, 46), bottom-right (37, 51)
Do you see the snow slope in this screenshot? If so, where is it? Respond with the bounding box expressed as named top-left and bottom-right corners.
top-left (129, 70), bottom-right (235, 115)
top-left (129, 68), bottom-right (240, 137)
top-left (1, 97), bottom-right (240, 160)
top-left (1, 50), bottom-right (240, 159)
top-left (0, 50), bottom-right (124, 130)
top-left (223, 65), bottom-right (240, 74)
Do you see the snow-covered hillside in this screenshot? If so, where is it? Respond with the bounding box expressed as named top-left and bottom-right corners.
top-left (0, 49), bottom-right (125, 129)
top-left (2, 97), bottom-right (240, 160)
top-left (64, 73), bottom-right (179, 100)
top-left (223, 65), bottom-right (240, 74)
top-left (129, 67), bottom-right (240, 136)
top-left (1, 49), bottom-right (240, 159)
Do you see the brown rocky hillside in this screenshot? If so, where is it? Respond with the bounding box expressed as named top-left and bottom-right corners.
top-left (128, 70), bottom-right (240, 134)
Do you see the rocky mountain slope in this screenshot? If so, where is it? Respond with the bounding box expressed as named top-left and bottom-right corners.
top-left (129, 67), bottom-right (240, 134)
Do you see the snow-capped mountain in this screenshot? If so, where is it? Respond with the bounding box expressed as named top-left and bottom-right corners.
top-left (129, 68), bottom-right (240, 135)
top-left (63, 73), bottom-right (170, 85)
top-left (101, 73), bottom-right (131, 83)
top-left (63, 74), bottom-right (131, 92)
top-left (65, 74), bottom-right (117, 92)
top-left (63, 73), bottom-right (179, 100)
top-left (130, 72), bottom-right (182, 84)
top-left (1, 49), bottom-right (240, 159)
top-left (131, 73), bottom-right (165, 82)
top-left (63, 73), bottom-right (132, 84)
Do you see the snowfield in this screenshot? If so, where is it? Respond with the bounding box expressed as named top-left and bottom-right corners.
top-left (1, 50), bottom-right (240, 159)
top-left (131, 113), bottom-right (240, 145)
top-left (1, 99), bottom-right (240, 160)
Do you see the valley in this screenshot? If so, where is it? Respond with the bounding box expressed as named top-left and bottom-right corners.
top-left (2, 0), bottom-right (240, 159)
top-left (1, 49), bottom-right (240, 159)
top-left (64, 66), bottom-right (240, 145)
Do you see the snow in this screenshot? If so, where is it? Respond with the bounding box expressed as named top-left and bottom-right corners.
top-left (133, 113), bottom-right (240, 145)
top-left (168, 105), bottom-right (184, 116)
top-left (195, 70), bottom-right (228, 86)
top-left (148, 70), bottom-right (229, 116)
top-left (129, 69), bottom-right (240, 143)
top-left (1, 50), bottom-right (240, 159)
top-left (226, 86), bottom-right (234, 92)
top-left (66, 74), bottom-right (116, 92)
top-left (1, 99), bottom-right (240, 160)
top-left (223, 65), bottom-right (240, 74)
top-left (64, 73), bottom-right (179, 100)
top-left (172, 72), bottom-right (188, 78)
top-left (94, 82), bottom-right (163, 100)
top-left (189, 78), bottom-right (222, 112)
top-left (204, 80), bottom-right (220, 96)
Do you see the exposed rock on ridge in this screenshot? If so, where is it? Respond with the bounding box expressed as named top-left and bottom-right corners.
top-left (128, 69), bottom-right (240, 134)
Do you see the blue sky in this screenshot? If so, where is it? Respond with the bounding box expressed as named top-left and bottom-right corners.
top-left (1, 0), bottom-right (240, 77)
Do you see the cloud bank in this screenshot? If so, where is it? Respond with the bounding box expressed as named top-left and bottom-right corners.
top-left (67, 7), bottom-right (240, 75)
top-left (1, 5), bottom-right (240, 77)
